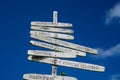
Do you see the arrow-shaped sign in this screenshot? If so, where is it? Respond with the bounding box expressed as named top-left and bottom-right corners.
top-left (30, 40), bottom-right (86, 57)
top-left (28, 56), bottom-right (105, 72)
top-left (23, 74), bottom-right (77, 80)
top-left (30, 34), bottom-right (98, 54)
top-left (31, 26), bottom-right (74, 34)
top-left (28, 50), bottom-right (76, 58)
top-left (31, 22), bottom-right (72, 27)
top-left (30, 30), bottom-right (74, 40)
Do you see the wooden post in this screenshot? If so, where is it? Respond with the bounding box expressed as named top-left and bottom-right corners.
top-left (52, 11), bottom-right (58, 76)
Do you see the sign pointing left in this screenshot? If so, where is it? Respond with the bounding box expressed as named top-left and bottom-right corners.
top-left (31, 26), bottom-right (74, 34)
top-left (23, 74), bottom-right (77, 80)
top-left (30, 30), bottom-right (74, 40)
top-left (28, 50), bottom-right (76, 58)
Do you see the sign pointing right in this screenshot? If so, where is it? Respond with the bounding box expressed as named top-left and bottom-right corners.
top-left (31, 21), bottom-right (72, 27)
top-left (31, 26), bottom-right (74, 34)
top-left (28, 56), bottom-right (105, 72)
top-left (30, 30), bottom-right (74, 40)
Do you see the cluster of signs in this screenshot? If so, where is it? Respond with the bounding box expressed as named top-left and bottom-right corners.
top-left (23, 11), bottom-right (105, 80)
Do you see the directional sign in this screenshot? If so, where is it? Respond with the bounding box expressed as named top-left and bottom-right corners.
top-left (30, 34), bottom-right (98, 54)
top-left (30, 40), bottom-right (86, 57)
top-left (31, 22), bottom-right (72, 27)
top-left (31, 26), bottom-right (74, 34)
top-left (28, 50), bottom-right (76, 58)
top-left (23, 74), bottom-right (77, 80)
top-left (28, 56), bottom-right (105, 72)
top-left (30, 30), bottom-right (74, 40)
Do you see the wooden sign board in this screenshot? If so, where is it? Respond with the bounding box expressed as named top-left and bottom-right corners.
top-left (30, 30), bottom-right (74, 40)
top-left (28, 56), bottom-right (105, 72)
top-left (31, 22), bottom-right (72, 27)
top-left (31, 26), bottom-right (74, 34)
top-left (23, 74), bottom-right (77, 80)
top-left (30, 34), bottom-right (98, 54)
top-left (28, 50), bottom-right (76, 58)
top-left (30, 40), bottom-right (86, 57)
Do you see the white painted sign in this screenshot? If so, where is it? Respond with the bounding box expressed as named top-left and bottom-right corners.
top-left (31, 22), bottom-right (72, 27)
top-left (31, 26), bottom-right (74, 34)
top-left (30, 40), bottom-right (86, 57)
top-left (23, 74), bottom-right (77, 80)
top-left (28, 56), bottom-right (105, 72)
top-left (30, 34), bottom-right (98, 54)
top-left (28, 50), bottom-right (76, 58)
top-left (30, 30), bottom-right (74, 40)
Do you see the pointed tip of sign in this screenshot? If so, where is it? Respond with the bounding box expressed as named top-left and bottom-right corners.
top-left (97, 66), bottom-right (105, 72)
top-left (95, 50), bottom-right (98, 54)
top-left (77, 52), bottom-right (86, 57)
top-left (70, 36), bottom-right (74, 40)
top-left (30, 40), bottom-right (35, 44)
top-left (28, 50), bottom-right (33, 55)
top-left (27, 50), bottom-right (30, 54)
top-left (91, 50), bottom-right (98, 55)
top-left (83, 52), bottom-right (86, 56)
top-left (102, 66), bottom-right (105, 72)
top-left (30, 30), bottom-right (35, 35)
top-left (28, 56), bottom-right (32, 60)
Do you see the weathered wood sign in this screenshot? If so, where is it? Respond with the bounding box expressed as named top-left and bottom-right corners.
top-left (28, 50), bottom-right (76, 58)
top-left (31, 26), bottom-right (74, 34)
top-left (23, 74), bottom-right (77, 80)
top-left (30, 30), bottom-right (74, 40)
top-left (28, 56), bottom-right (105, 72)
top-left (31, 22), bottom-right (72, 27)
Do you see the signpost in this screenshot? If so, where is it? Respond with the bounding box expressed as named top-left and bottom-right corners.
top-left (52, 11), bottom-right (58, 76)
top-left (23, 11), bottom-right (105, 80)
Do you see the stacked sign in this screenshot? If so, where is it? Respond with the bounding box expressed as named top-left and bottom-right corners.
top-left (23, 11), bottom-right (105, 80)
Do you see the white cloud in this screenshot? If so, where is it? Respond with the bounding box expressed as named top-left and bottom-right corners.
top-left (105, 2), bottom-right (120, 24)
top-left (111, 74), bottom-right (120, 80)
top-left (93, 44), bottom-right (120, 59)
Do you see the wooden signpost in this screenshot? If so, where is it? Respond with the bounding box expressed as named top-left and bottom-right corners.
top-left (23, 11), bottom-right (105, 80)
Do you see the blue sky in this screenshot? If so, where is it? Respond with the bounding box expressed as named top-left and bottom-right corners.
top-left (0, 0), bottom-right (120, 80)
